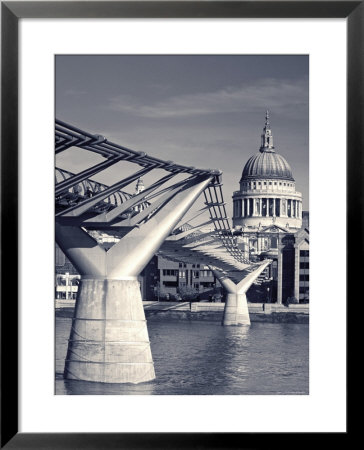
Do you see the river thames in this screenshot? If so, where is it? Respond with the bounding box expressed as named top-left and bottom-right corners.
top-left (55, 315), bottom-right (309, 395)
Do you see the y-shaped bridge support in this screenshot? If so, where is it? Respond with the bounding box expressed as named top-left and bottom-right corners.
top-left (56, 175), bottom-right (212, 383)
top-left (212, 260), bottom-right (271, 326)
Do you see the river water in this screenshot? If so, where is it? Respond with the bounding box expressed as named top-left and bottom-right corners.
top-left (55, 316), bottom-right (309, 395)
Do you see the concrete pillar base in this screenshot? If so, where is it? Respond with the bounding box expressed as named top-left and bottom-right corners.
top-left (64, 278), bottom-right (155, 384)
top-left (222, 293), bottom-right (251, 326)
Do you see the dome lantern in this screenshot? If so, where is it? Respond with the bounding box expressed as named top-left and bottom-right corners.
top-left (240, 112), bottom-right (294, 182)
top-left (260, 110), bottom-right (275, 152)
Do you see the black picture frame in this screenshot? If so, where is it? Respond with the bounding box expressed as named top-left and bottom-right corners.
top-left (1, 1), bottom-right (357, 448)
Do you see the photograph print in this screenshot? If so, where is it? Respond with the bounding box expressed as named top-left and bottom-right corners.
top-left (55, 55), bottom-right (309, 395)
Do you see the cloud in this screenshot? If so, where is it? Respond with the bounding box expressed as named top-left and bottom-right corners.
top-left (106, 78), bottom-right (308, 119)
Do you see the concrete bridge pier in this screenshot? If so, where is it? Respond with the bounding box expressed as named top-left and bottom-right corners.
top-left (212, 260), bottom-right (271, 326)
top-left (56, 174), bottom-right (213, 383)
top-left (65, 277), bottom-right (155, 383)
top-left (223, 291), bottom-right (251, 326)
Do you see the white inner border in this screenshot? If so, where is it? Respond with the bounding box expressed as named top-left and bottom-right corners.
top-left (19, 19), bottom-right (347, 433)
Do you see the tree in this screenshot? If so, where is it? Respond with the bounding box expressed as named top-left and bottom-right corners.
top-left (178, 286), bottom-right (199, 301)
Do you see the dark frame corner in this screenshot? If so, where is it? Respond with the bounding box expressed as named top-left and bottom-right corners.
top-left (1, 1), bottom-right (358, 448)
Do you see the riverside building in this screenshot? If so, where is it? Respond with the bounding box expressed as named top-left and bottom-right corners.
top-left (156, 256), bottom-right (221, 301)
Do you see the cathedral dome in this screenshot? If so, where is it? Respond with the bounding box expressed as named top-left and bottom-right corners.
top-left (241, 150), bottom-right (294, 181)
top-left (240, 111), bottom-right (294, 182)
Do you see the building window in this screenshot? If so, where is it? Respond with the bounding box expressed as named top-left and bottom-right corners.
top-left (300, 250), bottom-right (309, 257)
top-left (201, 270), bottom-right (212, 277)
top-left (163, 281), bottom-right (178, 287)
top-left (272, 260), bottom-right (278, 278)
top-left (271, 237), bottom-right (278, 248)
top-left (275, 198), bottom-right (280, 216)
top-left (300, 261), bottom-right (309, 269)
top-left (255, 199), bottom-right (260, 215)
top-left (179, 271), bottom-right (186, 278)
top-left (201, 282), bottom-right (214, 288)
top-left (193, 283), bottom-right (200, 290)
top-left (237, 199), bottom-right (242, 217)
top-left (300, 274), bottom-right (309, 281)
top-left (249, 198), bottom-right (253, 217)
top-left (262, 198), bottom-right (267, 215)
top-left (163, 269), bottom-right (177, 276)
top-left (193, 271), bottom-right (200, 278)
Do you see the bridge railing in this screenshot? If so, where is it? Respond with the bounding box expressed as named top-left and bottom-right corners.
top-left (56, 119), bottom-right (218, 176)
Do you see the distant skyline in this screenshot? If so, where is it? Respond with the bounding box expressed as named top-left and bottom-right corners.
top-left (56, 55), bottom-right (309, 215)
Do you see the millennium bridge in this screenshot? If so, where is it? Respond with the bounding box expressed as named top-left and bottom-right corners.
top-left (55, 119), bottom-right (271, 384)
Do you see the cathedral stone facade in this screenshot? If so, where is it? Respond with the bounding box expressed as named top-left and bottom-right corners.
top-left (232, 112), bottom-right (309, 304)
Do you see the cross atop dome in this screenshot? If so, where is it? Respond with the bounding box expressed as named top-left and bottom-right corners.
top-left (260, 110), bottom-right (275, 152)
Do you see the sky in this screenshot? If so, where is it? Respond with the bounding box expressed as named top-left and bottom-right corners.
top-left (56, 55), bottom-right (309, 216)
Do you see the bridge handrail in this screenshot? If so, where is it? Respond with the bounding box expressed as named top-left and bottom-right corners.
top-left (56, 119), bottom-right (221, 178)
